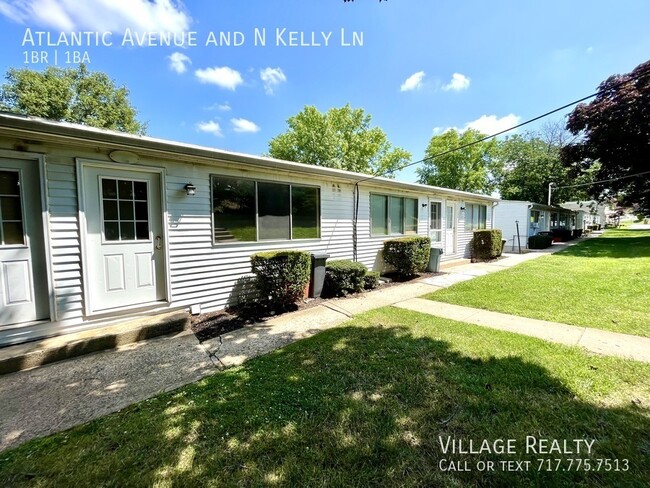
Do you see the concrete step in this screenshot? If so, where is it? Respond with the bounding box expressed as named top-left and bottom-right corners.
top-left (440, 258), bottom-right (472, 270)
top-left (0, 311), bottom-right (191, 376)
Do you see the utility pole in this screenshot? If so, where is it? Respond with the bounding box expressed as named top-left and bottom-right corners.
top-left (547, 182), bottom-right (555, 206)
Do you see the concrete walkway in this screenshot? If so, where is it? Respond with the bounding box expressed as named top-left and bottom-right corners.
top-left (2, 239), bottom-right (645, 452)
top-left (393, 299), bottom-right (650, 363)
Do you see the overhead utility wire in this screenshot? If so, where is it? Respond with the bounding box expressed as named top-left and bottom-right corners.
top-left (554, 170), bottom-right (650, 190)
top-left (356, 65), bottom-right (650, 184)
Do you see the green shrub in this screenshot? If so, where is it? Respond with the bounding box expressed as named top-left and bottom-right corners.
top-left (471, 229), bottom-right (504, 260)
top-left (323, 259), bottom-right (367, 297)
top-left (528, 234), bottom-right (553, 249)
top-left (363, 271), bottom-right (380, 290)
top-left (637, 213), bottom-right (645, 222)
top-left (383, 236), bottom-right (431, 276)
top-left (250, 250), bottom-right (310, 311)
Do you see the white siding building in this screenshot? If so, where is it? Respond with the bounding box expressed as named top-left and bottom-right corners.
top-left (0, 114), bottom-right (496, 346)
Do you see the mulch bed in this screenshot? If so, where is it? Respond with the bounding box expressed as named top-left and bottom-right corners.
top-left (190, 271), bottom-right (442, 342)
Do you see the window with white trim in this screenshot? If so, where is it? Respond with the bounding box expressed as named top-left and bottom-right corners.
top-left (464, 204), bottom-right (487, 230)
top-left (211, 176), bottom-right (320, 243)
top-left (429, 201), bottom-right (442, 242)
top-left (370, 194), bottom-right (418, 236)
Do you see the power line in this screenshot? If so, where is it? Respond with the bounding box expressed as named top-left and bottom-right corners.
top-left (554, 169), bottom-right (650, 190)
top-left (355, 64), bottom-right (650, 185)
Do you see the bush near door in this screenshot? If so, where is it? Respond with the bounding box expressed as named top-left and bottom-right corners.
top-left (383, 236), bottom-right (431, 276)
top-left (471, 229), bottom-right (504, 260)
top-left (323, 260), bottom-right (368, 297)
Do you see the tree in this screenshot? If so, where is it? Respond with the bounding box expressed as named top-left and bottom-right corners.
top-left (498, 123), bottom-right (593, 204)
top-left (417, 128), bottom-right (500, 194)
top-left (562, 60), bottom-right (650, 211)
top-left (0, 64), bottom-right (146, 135)
top-left (267, 104), bottom-right (410, 176)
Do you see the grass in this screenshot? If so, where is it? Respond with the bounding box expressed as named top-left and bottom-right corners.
top-left (1, 308), bottom-right (649, 487)
top-left (426, 228), bottom-right (650, 337)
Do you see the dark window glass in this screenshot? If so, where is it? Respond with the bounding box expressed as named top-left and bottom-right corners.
top-left (119, 200), bottom-right (134, 221)
top-left (135, 201), bottom-right (148, 221)
top-left (212, 177), bottom-right (256, 242)
top-left (258, 182), bottom-right (290, 241)
top-left (104, 221), bottom-right (119, 241)
top-left (1, 197), bottom-right (22, 220)
top-left (102, 178), bottom-right (117, 199)
top-left (136, 221), bottom-right (149, 240)
top-left (134, 181), bottom-right (148, 200)
top-left (371, 194), bottom-right (388, 235)
top-left (404, 198), bottom-right (418, 235)
top-left (389, 196), bottom-right (403, 234)
top-left (292, 186), bottom-right (319, 239)
top-left (118, 180), bottom-right (133, 199)
top-left (2, 222), bottom-right (24, 245)
top-left (103, 200), bottom-right (118, 221)
top-left (0, 171), bottom-right (20, 195)
top-left (120, 222), bottom-right (135, 240)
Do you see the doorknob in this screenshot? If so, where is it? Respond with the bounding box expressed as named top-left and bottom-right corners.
top-left (155, 236), bottom-right (162, 250)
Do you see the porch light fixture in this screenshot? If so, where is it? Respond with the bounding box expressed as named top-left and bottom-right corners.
top-left (184, 183), bottom-right (196, 196)
top-left (459, 206), bottom-right (466, 211)
top-left (421, 202), bottom-right (428, 208)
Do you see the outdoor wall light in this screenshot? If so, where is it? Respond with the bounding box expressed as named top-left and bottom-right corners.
top-left (459, 206), bottom-right (466, 211)
top-left (422, 202), bottom-right (428, 208)
top-left (184, 183), bottom-right (196, 196)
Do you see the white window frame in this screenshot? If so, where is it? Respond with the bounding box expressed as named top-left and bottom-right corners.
top-left (370, 193), bottom-right (419, 237)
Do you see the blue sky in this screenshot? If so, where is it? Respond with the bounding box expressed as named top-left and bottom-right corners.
top-left (0, 0), bottom-right (649, 182)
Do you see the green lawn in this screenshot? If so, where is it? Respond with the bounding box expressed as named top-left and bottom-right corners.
top-left (426, 228), bottom-right (650, 337)
top-left (1, 308), bottom-right (649, 487)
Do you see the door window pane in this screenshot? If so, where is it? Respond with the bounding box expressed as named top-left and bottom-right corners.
top-left (212, 177), bottom-right (256, 242)
top-left (404, 198), bottom-right (418, 235)
top-left (292, 186), bottom-right (320, 239)
top-left (102, 177), bottom-right (150, 242)
top-left (258, 182), bottom-right (290, 241)
top-left (389, 196), bottom-right (403, 234)
top-left (0, 170), bottom-right (25, 246)
top-left (371, 194), bottom-right (388, 235)
top-left (447, 206), bottom-right (454, 229)
top-left (430, 202), bottom-right (442, 242)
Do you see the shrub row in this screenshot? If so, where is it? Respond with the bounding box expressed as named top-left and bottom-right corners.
top-left (528, 234), bottom-right (553, 249)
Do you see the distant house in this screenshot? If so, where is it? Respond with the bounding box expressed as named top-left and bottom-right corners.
top-left (560, 201), bottom-right (608, 230)
top-left (0, 113), bottom-right (497, 346)
top-left (494, 200), bottom-right (576, 252)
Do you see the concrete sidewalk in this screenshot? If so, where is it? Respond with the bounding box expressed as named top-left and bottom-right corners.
top-left (393, 299), bottom-right (650, 363)
top-left (0, 239), bottom-right (610, 452)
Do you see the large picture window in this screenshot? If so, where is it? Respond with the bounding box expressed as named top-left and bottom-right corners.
top-left (211, 176), bottom-right (320, 243)
top-left (464, 204), bottom-right (487, 231)
top-left (370, 194), bottom-right (418, 236)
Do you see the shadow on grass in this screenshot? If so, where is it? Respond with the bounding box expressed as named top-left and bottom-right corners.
top-left (1, 323), bottom-right (648, 487)
top-left (560, 230), bottom-right (650, 259)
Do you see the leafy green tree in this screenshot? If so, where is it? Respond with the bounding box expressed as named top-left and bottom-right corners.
top-left (562, 60), bottom-right (650, 210)
top-left (498, 126), bottom-right (594, 204)
top-left (268, 104), bottom-right (410, 176)
top-left (0, 64), bottom-right (146, 135)
top-left (417, 128), bottom-right (500, 194)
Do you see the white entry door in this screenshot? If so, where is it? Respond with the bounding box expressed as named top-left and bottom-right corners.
top-left (0, 159), bottom-right (49, 326)
top-left (82, 165), bottom-right (166, 314)
top-left (445, 202), bottom-right (456, 255)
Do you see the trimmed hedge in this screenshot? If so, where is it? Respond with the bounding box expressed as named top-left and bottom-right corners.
top-left (471, 229), bottom-right (504, 260)
top-left (364, 271), bottom-right (380, 290)
top-left (383, 236), bottom-right (431, 276)
top-left (551, 228), bottom-right (574, 242)
top-left (323, 259), bottom-right (367, 297)
top-left (250, 250), bottom-right (310, 311)
top-left (528, 234), bottom-right (553, 249)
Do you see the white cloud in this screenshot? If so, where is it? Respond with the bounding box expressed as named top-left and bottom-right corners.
top-left (195, 67), bottom-right (243, 91)
top-left (196, 120), bottom-right (223, 137)
top-left (168, 52), bottom-right (190, 74)
top-left (400, 71), bottom-right (425, 92)
top-left (586, 46), bottom-right (594, 54)
top-left (434, 114), bottom-right (521, 137)
top-left (442, 73), bottom-right (471, 91)
top-left (231, 118), bottom-right (260, 134)
top-left (464, 114), bottom-right (520, 134)
top-left (260, 67), bottom-right (287, 95)
top-left (217, 103), bottom-right (231, 111)
top-left (0, 0), bottom-right (190, 33)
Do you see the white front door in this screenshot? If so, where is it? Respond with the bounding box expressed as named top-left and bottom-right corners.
top-left (445, 202), bottom-right (456, 255)
top-left (82, 165), bottom-right (166, 314)
top-left (0, 159), bottom-right (49, 326)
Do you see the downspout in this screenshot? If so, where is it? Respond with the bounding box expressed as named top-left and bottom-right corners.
top-left (491, 200), bottom-right (499, 228)
top-left (353, 182), bottom-right (360, 262)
